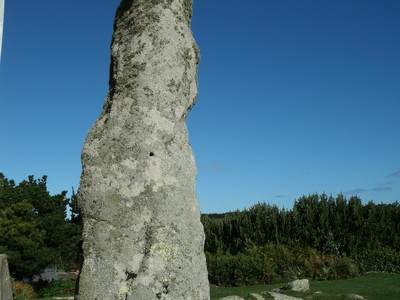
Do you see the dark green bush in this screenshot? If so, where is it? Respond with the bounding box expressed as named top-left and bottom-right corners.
top-left (353, 247), bottom-right (400, 273)
top-left (37, 280), bottom-right (75, 298)
top-left (206, 244), bottom-right (360, 286)
top-left (292, 247), bottom-right (360, 280)
top-left (206, 253), bottom-right (276, 286)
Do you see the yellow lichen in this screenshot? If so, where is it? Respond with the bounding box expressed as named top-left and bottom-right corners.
top-left (116, 286), bottom-right (131, 300)
top-left (150, 242), bottom-right (177, 262)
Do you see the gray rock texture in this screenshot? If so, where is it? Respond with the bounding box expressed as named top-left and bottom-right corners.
top-left (218, 297), bottom-right (245, 300)
top-left (273, 279), bottom-right (310, 293)
top-left (75, 0), bottom-right (209, 299)
top-left (268, 292), bottom-right (303, 300)
top-left (0, 254), bottom-right (13, 300)
top-left (285, 279), bottom-right (309, 292)
top-left (250, 293), bottom-right (264, 300)
top-left (346, 294), bottom-right (366, 300)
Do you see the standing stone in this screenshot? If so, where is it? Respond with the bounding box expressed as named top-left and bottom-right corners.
top-left (0, 254), bottom-right (13, 300)
top-left (75, 1), bottom-right (209, 300)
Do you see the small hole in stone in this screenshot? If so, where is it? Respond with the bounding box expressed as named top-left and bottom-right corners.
top-left (149, 152), bottom-right (154, 156)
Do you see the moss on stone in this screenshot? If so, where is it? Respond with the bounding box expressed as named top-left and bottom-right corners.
top-left (109, 0), bottom-right (197, 99)
top-left (143, 86), bottom-right (154, 97)
top-left (114, 61), bottom-right (147, 94)
top-left (111, 194), bottom-right (121, 204)
top-left (182, 0), bottom-right (194, 24)
top-left (182, 47), bottom-right (193, 69)
top-left (114, 0), bottom-right (163, 41)
top-left (167, 79), bottom-right (182, 93)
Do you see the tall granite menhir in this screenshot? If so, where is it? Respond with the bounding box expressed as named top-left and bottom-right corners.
top-left (76, 0), bottom-right (209, 299)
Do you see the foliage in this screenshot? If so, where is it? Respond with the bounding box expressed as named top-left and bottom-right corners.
top-left (202, 193), bottom-right (400, 283)
top-left (12, 280), bottom-right (38, 300)
top-left (0, 173), bottom-right (82, 280)
top-left (352, 247), bottom-right (400, 273)
top-left (36, 280), bottom-right (76, 298)
top-left (206, 244), bottom-right (360, 286)
top-left (3, 172), bottom-right (399, 286)
top-left (202, 194), bottom-right (400, 256)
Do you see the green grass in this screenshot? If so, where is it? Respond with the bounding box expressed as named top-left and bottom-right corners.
top-left (210, 273), bottom-right (400, 300)
top-left (36, 297), bottom-right (72, 300)
top-left (35, 273), bottom-right (400, 300)
top-left (37, 295), bottom-right (72, 300)
top-left (210, 283), bottom-right (284, 300)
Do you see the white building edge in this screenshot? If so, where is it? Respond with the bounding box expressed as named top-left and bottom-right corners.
top-left (0, 0), bottom-right (4, 63)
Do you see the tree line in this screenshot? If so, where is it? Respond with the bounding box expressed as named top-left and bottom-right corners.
top-left (202, 194), bottom-right (400, 285)
top-left (1, 173), bottom-right (399, 284)
top-left (201, 194), bottom-right (400, 257)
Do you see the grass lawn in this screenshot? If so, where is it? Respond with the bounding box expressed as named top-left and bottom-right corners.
top-left (210, 273), bottom-right (400, 300)
top-left (36, 273), bottom-right (400, 300)
top-left (210, 282), bottom-right (284, 300)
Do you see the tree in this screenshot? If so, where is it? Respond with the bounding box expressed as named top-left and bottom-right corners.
top-left (0, 173), bottom-right (82, 280)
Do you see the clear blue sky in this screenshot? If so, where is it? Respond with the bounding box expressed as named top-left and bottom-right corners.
top-left (1, 0), bottom-right (399, 213)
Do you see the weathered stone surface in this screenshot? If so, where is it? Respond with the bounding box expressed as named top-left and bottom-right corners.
top-left (250, 293), bottom-right (264, 300)
top-left (0, 254), bottom-right (13, 300)
top-left (346, 294), bottom-right (366, 300)
top-left (273, 279), bottom-right (310, 293)
top-left (75, 0), bottom-right (208, 300)
top-left (285, 279), bottom-right (309, 292)
top-left (218, 297), bottom-right (245, 300)
top-left (268, 292), bottom-right (303, 300)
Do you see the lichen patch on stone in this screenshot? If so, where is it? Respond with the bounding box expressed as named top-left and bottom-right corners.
top-left (150, 242), bottom-right (177, 262)
top-left (77, 0), bottom-right (209, 298)
top-left (116, 285), bottom-right (131, 300)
